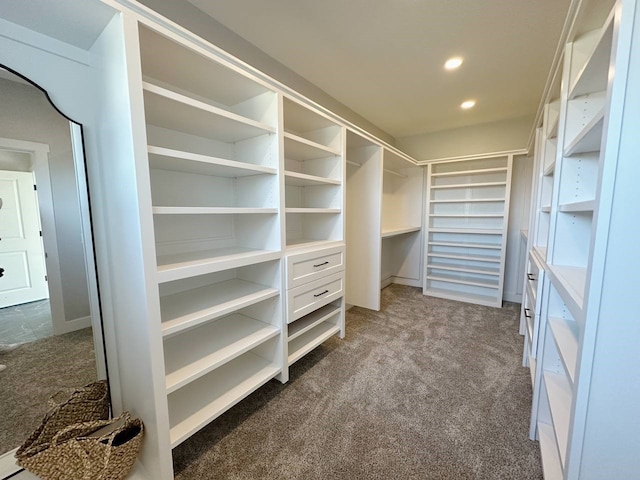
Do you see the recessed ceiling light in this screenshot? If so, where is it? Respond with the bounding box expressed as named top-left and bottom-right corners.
top-left (444, 57), bottom-right (463, 70)
top-left (460, 100), bottom-right (476, 109)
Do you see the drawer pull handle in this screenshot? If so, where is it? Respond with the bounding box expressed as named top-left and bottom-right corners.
top-left (313, 289), bottom-right (329, 298)
top-left (524, 308), bottom-right (532, 319)
top-left (313, 261), bottom-right (330, 268)
top-left (527, 273), bottom-right (536, 281)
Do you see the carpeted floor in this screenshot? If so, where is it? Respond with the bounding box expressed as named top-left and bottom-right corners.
top-left (173, 284), bottom-right (542, 480)
top-left (0, 328), bottom-right (97, 454)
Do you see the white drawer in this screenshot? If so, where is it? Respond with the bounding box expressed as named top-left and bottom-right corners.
top-left (286, 245), bottom-right (345, 289)
top-left (287, 272), bottom-right (344, 323)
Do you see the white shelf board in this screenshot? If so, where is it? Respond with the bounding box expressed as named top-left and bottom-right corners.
top-left (168, 351), bottom-right (279, 448)
top-left (430, 181), bottom-right (507, 190)
top-left (284, 131), bottom-right (340, 159)
top-left (285, 239), bottom-right (344, 252)
top-left (381, 226), bottom-right (421, 238)
top-left (160, 279), bottom-right (279, 337)
top-left (426, 272), bottom-right (499, 289)
top-left (558, 200), bottom-right (595, 213)
top-left (156, 248), bottom-right (281, 283)
top-left (547, 265), bottom-right (586, 321)
top-left (428, 227), bottom-right (503, 235)
top-left (543, 371), bottom-right (572, 467)
top-left (543, 160), bottom-right (556, 176)
top-left (285, 208), bottom-right (341, 214)
top-left (541, 205), bottom-right (552, 213)
top-left (288, 304), bottom-right (341, 341)
top-left (288, 321), bottom-right (341, 366)
top-left (152, 207), bottom-right (277, 215)
top-left (428, 261), bottom-right (500, 276)
top-left (428, 240), bottom-right (502, 250)
top-left (423, 287), bottom-right (500, 308)
top-left (147, 145), bottom-right (277, 178)
top-left (547, 115), bottom-right (560, 140)
top-left (429, 213), bottom-right (504, 218)
top-left (533, 246), bottom-right (548, 263)
top-left (427, 252), bottom-right (500, 263)
top-left (430, 167), bottom-right (508, 177)
top-left (563, 107), bottom-right (605, 156)
top-left (429, 198), bottom-right (505, 204)
top-left (143, 82), bottom-right (275, 143)
top-left (569, 14), bottom-right (615, 99)
top-left (538, 421), bottom-right (564, 480)
top-left (284, 170), bottom-right (341, 186)
top-left (549, 316), bottom-right (579, 384)
top-left (164, 314), bottom-right (279, 394)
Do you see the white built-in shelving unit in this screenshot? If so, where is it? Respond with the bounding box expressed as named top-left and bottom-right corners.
top-left (523, 0), bottom-right (640, 478)
top-left (138, 24), bottom-right (285, 453)
top-left (423, 155), bottom-right (513, 307)
top-left (345, 130), bottom-right (423, 311)
top-left (283, 97), bottom-right (345, 248)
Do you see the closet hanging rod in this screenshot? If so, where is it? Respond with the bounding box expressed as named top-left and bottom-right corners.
top-left (346, 160), bottom-right (361, 167)
top-left (384, 168), bottom-right (407, 178)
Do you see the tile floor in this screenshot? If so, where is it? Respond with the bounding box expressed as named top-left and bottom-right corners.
top-left (0, 300), bottom-right (52, 345)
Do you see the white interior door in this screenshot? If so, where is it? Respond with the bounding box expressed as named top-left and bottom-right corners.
top-left (0, 169), bottom-right (49, 308)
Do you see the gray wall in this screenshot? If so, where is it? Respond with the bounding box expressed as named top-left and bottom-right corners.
top-left (0, 77), bottom-right (90, 322)
top-left (137, 0), bottom-right (396, 145)
top-left (397, 115), bottom-right (534, 161)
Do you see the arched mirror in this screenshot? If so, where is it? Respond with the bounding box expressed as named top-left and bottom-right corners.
top-left (0, 66), bottom-right (106, 474)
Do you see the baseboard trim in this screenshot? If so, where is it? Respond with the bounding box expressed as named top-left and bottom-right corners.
top-left (53, 315), bottom-right (91, 335)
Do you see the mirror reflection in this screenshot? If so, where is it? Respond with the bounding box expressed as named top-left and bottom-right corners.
top-left (0, 67), bottom-right (104, 457)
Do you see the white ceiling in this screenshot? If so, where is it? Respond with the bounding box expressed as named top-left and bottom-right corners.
top-left (187, 0), bottom-right (571, 139)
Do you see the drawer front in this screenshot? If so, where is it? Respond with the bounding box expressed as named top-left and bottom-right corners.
top-left (286, 245), bottom-right (345, 288)
top-left (287, 272), bottom-right (344, 323)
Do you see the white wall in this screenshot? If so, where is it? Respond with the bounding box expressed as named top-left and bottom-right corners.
top-left (0, 77), bottom-right (90, 322)
top-left (397, 115), bottom-right (534, 161)
top-left (136, 0), bottom-right (395, 145)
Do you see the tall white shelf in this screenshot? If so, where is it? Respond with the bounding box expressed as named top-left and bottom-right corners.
top-left (345, 130), bottom-right (423, 311)
top-left (524, 1), bottom-right (640, 478)
top-left (423, 155), bottom-right (513, 307)
top-left (138, 23), bottom-right (286, 455)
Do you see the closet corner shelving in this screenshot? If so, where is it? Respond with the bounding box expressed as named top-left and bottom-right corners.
top-left (344, 131), bottom-right (423, 311)
top-left (423, 155), bottom-right (513, 307)
top-left (524, 0), bottom-right (640, 478)
top-left (380, 148), bottom-right (424, 290)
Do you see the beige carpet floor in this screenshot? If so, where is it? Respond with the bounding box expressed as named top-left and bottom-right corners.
top-left (172, 285), bottom-right (542, 480)
top-left (0, 328), bottom-right (97, 454)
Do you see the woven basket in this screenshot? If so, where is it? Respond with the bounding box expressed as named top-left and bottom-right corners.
top-left (16, 380), bottom-right (110, 459)
top-left (17, 412), bottom-right (144, 480)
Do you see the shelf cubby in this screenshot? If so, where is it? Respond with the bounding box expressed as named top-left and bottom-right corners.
top-left (563, 91), bottom-right (606, 154)
top-left (164, 313), bottom-right (279, 394)
top-left (158, 261), bottom-right (281, 336)
top-left (543, 369), bottom-right (572, 467)
top-left (167, 347), bottom-right (280, 448)
top-left (143, 82), bottom-right (275, 143)
top-left (285, 212), bottom-right (343, 249)
top-left (568, 11), bottom-right (615, 99)
top-left (139, 25), bottom-right (276, 127)
top-left (287, 303), bottom-right (341, 341)
top-left (288, 315), bottom-right (341, 366)
top-left (283, 97), bottom-right (342, 152)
